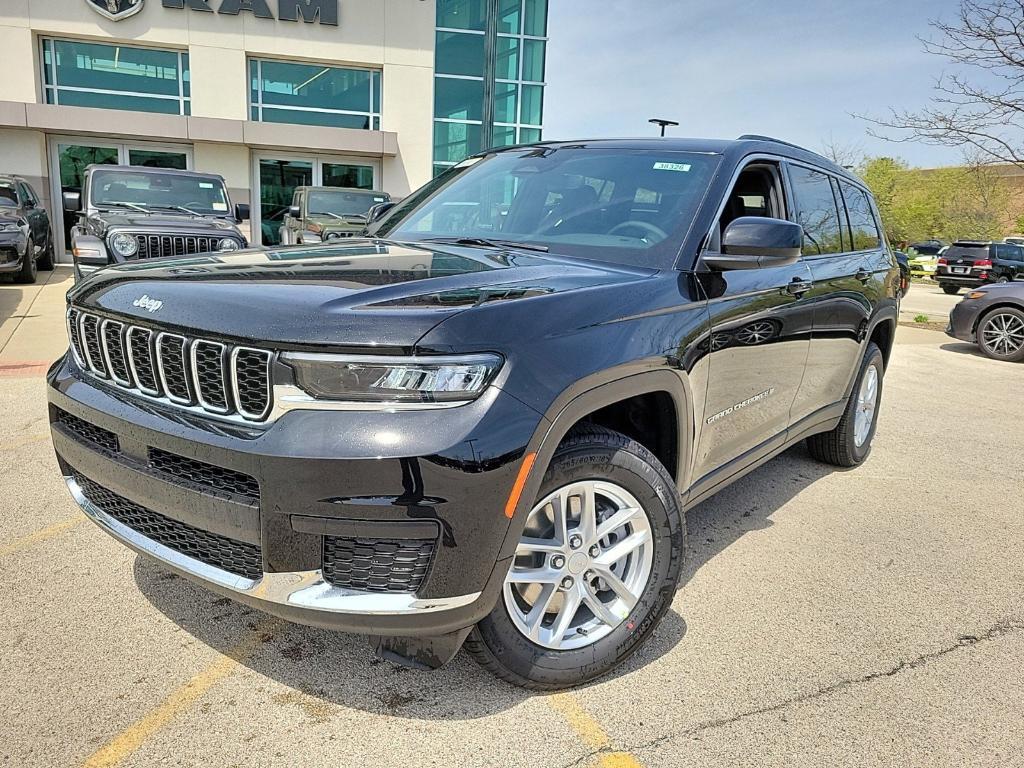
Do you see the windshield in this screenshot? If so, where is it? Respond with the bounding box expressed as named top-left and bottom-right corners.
top-left (91, 170), bottom-right (231, 216)
top-left (0, 184), bottom-right (17, 206)
top-left (374, 148), bottom-right (720, 268)
top-left (308, 190), bottom-right (387, 218)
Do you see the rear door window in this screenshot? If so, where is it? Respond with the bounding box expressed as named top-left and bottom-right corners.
top-left (840, 181), bottom-right (881, 251)
top-left (789, 165), bottom-right (844, 256)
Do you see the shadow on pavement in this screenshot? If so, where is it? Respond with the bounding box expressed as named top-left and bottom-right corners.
top-left (940, 342), bottom-right (991, 360)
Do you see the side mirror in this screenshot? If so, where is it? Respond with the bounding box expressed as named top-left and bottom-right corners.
top-left (63, 191), bottom-right (82, 213)
top-left (287, 205), bottom-right (301, 219)
top-left (235, 203), bottom-right (250, 221)
top-left (23, 198), bottom-right (35, 209)
top-left (705, 216), bottom-right (803, 270)
top-left (366, 201), bottom-right (396, 224)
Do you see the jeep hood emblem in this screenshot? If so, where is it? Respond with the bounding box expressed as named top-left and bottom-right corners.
top-left (133, 295), bottom-right (163, 313)
top-left (85, 0), bottom-right (144, 22)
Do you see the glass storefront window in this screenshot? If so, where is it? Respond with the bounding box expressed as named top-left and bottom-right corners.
top-left (250, 59), bottom-right (381, 130)
top-left (434, 77), bottom-right (485, 122)
top-left (519, 127), bottom-right (542, 143)
top-left (494, 82), bottom-right (518, 124)
top-left (491, 125), bottom-right (518, 147)
top-left (436, 31), bottom-right (487, 77)
top-left (322, 163), bottom-right (375, 190)
top-left (497, 0), bottom-right (522, 34)
top-left (41, 38), bottom-right (189, 115)
top-left (434, 121), bottom-right (483, 164)
top-left (437, 0), bottom-right (488, 30)
top-left (524, 0), bottom-right (548, 36)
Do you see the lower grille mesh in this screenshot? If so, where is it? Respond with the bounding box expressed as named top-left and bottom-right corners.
top-left (148, 448), bottom-right (260, 503)
top-left (56, 409), bottom-right (120, 453)
top-left (74, 474), bottom-right (263, 580)
top-left (322, 537), bottom-right (435, 593)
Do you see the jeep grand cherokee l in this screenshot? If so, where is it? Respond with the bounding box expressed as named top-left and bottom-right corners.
top-left (65, 165), bottom-right (249, 282)
top-left (48, 136), bottom-right (899, 689)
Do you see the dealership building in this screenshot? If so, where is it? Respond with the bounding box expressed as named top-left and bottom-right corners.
top-left (0, 0), bottom-right (548, 255)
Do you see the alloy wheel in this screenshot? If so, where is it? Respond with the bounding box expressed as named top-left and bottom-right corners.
top-left (503, 480), bottom-right (654, 651)
top-left (981, 312), bottom-right (1024, 357)
top-left (854, 364), bottom-right (879, 447)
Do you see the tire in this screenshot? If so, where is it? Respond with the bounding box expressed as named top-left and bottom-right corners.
top-left (466, 426), bottom-right (685, 690)
top-left (37, 233), bottom-right (55, 271)
top-left (941, 284), bottom-right (960, 295)
top-left (807, 342), bottom-right (884, 467)
top-left (14, 244), bottom-right (37, 284)
top-left (996, 276), bottom-right (1010, 284)
top-left (976, 307), bottom-right (1024, 362)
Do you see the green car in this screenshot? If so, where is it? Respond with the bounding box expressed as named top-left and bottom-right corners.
top-left (281, 187), bottom-right (391, 245)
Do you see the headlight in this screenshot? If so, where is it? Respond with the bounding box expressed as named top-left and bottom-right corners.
top-left (282, 353), bottom-right (503, 404)
top-left (965, 291), bottom-right (987, 300)
top-left (218, 238), bottom-right (240, 252)
top-left (110, 232), bottom-right (138, 257)
top-left (1, 223), bottom-right (17, 232)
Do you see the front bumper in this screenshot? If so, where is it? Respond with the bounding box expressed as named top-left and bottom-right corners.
top-left (946, 299), bottom-right (985, 342)
top-left (932, 273), bottom-right (985, 287)
top-left (49, 354), bottom-right (545, 637)
top-left (0, 233), bottom-right (28, 272)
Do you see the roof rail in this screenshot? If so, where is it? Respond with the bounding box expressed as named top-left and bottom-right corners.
top-left (736, 134), bottom-right (813, 153)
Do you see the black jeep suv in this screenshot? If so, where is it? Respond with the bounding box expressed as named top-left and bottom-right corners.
top-left (0, 175), bottom-right (55, 283)
top-left (65, 165), bottom-right (249, 282)
top-left (933, 240), bottom-right (1024, 294)
top-left (47, 137), bottom-right (899, 689)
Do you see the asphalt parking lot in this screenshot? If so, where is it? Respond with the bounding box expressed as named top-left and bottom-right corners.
top-left (2, 275), bottom-right (1023, 767)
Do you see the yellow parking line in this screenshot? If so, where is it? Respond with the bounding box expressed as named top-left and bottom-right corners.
top-left (82, 618), bottom-right (279, 768)
top-left (547, 693), bottom-right (643, 767)
top-left (0, 516), bottom-right (83, 558)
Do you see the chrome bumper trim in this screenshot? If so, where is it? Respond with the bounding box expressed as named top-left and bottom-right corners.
top-left (66, 475), bottom-right (480, 616)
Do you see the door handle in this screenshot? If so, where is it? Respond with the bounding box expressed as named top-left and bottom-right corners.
top-left (855, 268), bottom-right (872, 284)
top-left (786, 278), bottom-right (813, 297)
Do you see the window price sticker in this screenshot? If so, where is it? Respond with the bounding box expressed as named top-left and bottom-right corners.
top-left (653, 162), bottom-right (691, 172)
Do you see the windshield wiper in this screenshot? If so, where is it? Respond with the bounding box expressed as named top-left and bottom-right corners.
top-left (316, 211), bottom-right (366, 223)
top-left (102, 202), bottom-right (149, 214)
top-left (420, 236), bottom-right (549, 253)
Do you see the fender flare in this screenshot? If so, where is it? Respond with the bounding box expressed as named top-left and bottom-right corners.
top-left (495, 368), bottom-right (695, 563)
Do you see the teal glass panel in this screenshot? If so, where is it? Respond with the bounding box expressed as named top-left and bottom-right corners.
top-left (251, 105), bottom-right (259, 121)
top-left (435, 31), bottom-right (486, 77)
top-left (519, 127), bottom-right (542, 143)
top-left (43, 41), bottom-right (53, 85)
top-left (50, 39), bottom-right (183, 97)
top-left (437, 0), bottom-right (487, 30)
top-left (497, 0), bottom-right (522, 34)
top-left (259, 158), bottom-right (313, 246)
top-left (373, 116), bottom-right (380, 131)
top-left (494, 82), bottom-right (518, 124)
top-left (50, 89), bottom-right (182, 114)
top-left (434, 164), bottom-right (454, 178)
top-left (491, 125), bottom-right (518, 147)
top-left (322, 163), bottom-right (375, 190)
top-left (256, 60), bottom-right (372, 113)
top-left (183, 101), bottom-right (191, 116)
top-left (434, 77), bottom-right (484, 121)
top-left (524, 0), bottom-right (548, 36)
top-left (128, 150), bottom-right (188, 169)
top-left (434, 121), bottom-right (482, 163)
top-left (45, 90), bottom-right (56, 105)
top-left (181, 53), bottom-right (190, 96)
top-left (250, 59), bottom-right (259, 106)
top-left (259, 107), bottom-right (371, 130)
top-left (522, 39), bottom-right (546, 81)
top-left (520, 84), bottom-right (543, 125)
top-left (495, 36), bottom-right (519, 80)
top-left (372, 70), bottom-right (381, 112)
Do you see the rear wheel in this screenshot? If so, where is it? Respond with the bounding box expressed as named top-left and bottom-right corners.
top-left (996, 276), bottom-right (1010, 284)
top-left (37, 233), bottom-right (55, 271)
top-left (976, 307), bottom-right (1024, 362)
top-left (466, 426), bottom-right (684, 690)
top-left (941, 284), bottom-right (960, 295)
top-left (807, 342), bottom-right (884, 467)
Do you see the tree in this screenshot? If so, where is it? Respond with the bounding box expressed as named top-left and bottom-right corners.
top-left (864, 0), bottom-right (1024, 168)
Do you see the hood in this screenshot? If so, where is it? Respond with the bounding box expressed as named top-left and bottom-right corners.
top-left (0, 205), bottom-right (20, 221)
top-left (67, 239), bottom-right (651, 350)
top-left (311, 215), bottom-right (366, 234)
top-left (91, 211), bottom-right (242, 233)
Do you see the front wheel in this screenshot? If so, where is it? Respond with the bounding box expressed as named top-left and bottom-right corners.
top-left (466, 426), bottom-right (685, 690)
top-left (14, 245), bottom-right (37, 284)
top-left (807, 342), bottom-right (884, 467)
top-left (977, 307), bottom-right (1024, 362)
top-left (37, 232), bottom-right (55, 271)
top-left (941, 284), bottom-right (960, 295)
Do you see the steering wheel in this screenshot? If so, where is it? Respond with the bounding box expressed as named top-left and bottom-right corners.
top-left (607, 220), bottom-right (668, 242)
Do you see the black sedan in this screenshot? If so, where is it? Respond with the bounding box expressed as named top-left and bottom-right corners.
top-left (947, 283), bottom-right (1024, 362)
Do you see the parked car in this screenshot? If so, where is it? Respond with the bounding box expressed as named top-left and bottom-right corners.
top-left (933, 240), bottom-right (1024, 294)
top-left (908, 239), bottom-right (946, 255)
top-left (947, 282), bottom-right (1024, 361)
top-left (280, 187), bottom-right (391, 245)
top-left (907, 245), bottom-right (944, 277)
top-left (0, 174), bottom-right (55, 284)
top-left (894, 251), bottom-right (910, 297)
top-left (49, 135), bottom-right (899, 689)
top-left (1003, 236), bottom-right (1024, 246)
top-left (65, 165), bottom-right (249, 282)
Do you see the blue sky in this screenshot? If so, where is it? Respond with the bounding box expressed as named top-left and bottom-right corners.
top-left (545, 0), bottom-right (973, 168)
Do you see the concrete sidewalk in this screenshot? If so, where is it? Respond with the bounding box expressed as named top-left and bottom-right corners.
top-left (0, 266), bottom-right (74, 373)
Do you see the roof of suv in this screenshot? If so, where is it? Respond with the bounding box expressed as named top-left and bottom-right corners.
top-left (84, 164), bottom-right (226, 182)
top-left (485, 135), bottom-right (863, 186)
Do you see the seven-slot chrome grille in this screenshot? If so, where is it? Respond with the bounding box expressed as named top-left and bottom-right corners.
top-left (66, 307), bottom-right (273, 422)
top-left (128, 234), bottom-right (223, 260)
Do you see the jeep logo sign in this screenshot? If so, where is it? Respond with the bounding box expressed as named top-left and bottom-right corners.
top-left (162, 0), bottom-right (338, 25)
top-left (132, 295), bottom-right (164, 313)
